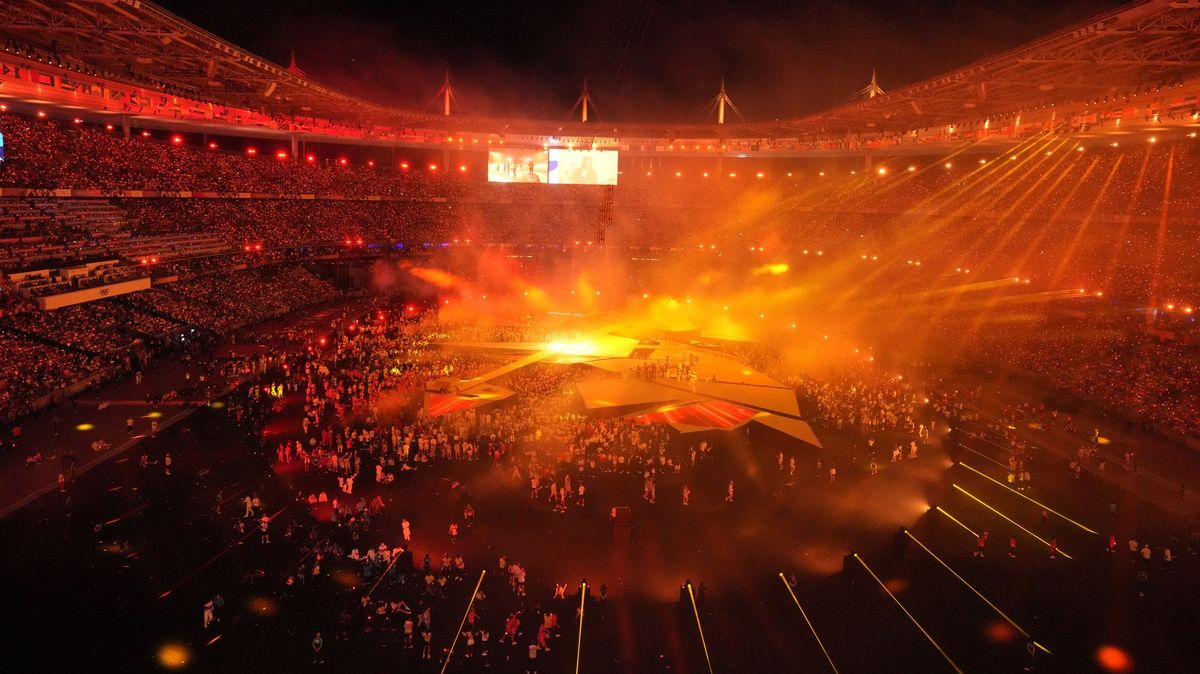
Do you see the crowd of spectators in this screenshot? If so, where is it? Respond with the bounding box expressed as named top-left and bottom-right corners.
top-left (0, 264), bottom-right (340, 421)
top-left (2, 108), bottom-right (1200, 441)
top-left (962, 313), bottom-right (1200, 440)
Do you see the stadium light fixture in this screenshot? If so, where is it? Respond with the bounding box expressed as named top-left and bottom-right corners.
top-left (275, 150), bottom-right (288, 160)
top-left (367, 160), bottom-right (376, 167)
top-left (459, 165), bottom-right (468, 173)
top-left (428, 163), bottom-right (438, 172)
top-left (141, 130), bottom-right (151, 137)
top-left (305, 154), bottom-right (315, 163)
top-left (171, 135), bottom-right (183, 144)
top-left (246, 147), bottom-right (258, 156)
top-left (105, 124), bottom-right (114, 131)
top-left (338, 157), bottom-right (348, 166)
top-left (400, 161), bottom-right (410, 170)
top-left (208, 142), bottom-right (218, 149)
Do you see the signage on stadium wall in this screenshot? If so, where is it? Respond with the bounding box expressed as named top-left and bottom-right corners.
top-left (37, 277), bottom-right (151, 310)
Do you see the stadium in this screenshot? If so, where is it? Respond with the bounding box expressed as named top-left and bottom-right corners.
top-left (0, 0), bottom-right (1198, 671)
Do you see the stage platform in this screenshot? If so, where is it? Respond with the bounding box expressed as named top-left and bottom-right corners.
top-left (427, 312), bottom-right (822, 448)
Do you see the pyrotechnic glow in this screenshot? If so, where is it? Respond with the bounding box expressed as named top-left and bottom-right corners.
top-left (752, 263), bottom-right (789, 276)
top-left (1096, 645), bottom-right (1134, 672)
top-left (156, 642), bottom-right (191, 669)
top-left (547, 340), bottom-right (597, 356)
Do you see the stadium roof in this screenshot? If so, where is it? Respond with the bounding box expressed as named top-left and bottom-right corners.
top-left (0, 0), bottom-right (1197, 142)
top-left (0, 0), bottom-right (440, 126)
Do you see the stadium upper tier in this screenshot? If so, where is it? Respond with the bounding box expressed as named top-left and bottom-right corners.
top-left (2, 107), bottom-right (1200, 308)
top-left (0, 0), bottom-right (1197, 153)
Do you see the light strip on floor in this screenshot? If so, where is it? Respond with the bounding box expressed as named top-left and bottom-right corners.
top-left (854, 553), bottom-right (964, 674)
top-left (935, 505), bottom-right (978, 538)
top-left (957, 461), bottom-right (1098, 534)
top-left (952, 484), bottom-right (1073, 559)
top-left (778, 573), bottom-right (840, 673)
top-left (686, 582), bottom-right (715, 674)
top-left (576, 581), bottom-right (587, 674)
top-left (440, 570), bottom-right (486, 674)
top-left (904, 530), bottom-right (1051, 655)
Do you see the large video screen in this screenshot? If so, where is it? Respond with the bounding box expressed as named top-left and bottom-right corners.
top-left (488, 149), bottom-right (548, 183)
top-left (548, 149), bottom-right (619, 185)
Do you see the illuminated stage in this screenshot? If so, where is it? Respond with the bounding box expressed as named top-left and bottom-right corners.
top-left (424, 313), bottom-right (822, 448)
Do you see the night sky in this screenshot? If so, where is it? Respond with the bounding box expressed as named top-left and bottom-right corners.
top-left (158, 0), bottom-right (1128, 122)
